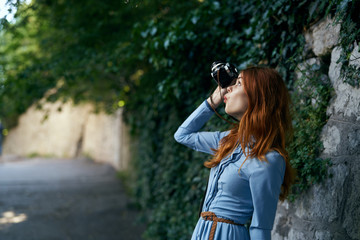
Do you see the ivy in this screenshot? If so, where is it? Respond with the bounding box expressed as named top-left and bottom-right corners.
top-left (288, 59), bottom-right (333, 200)
top-left (334, 0), bottom-right (360, 87)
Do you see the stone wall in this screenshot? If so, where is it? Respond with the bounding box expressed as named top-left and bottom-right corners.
top-left (1, 100), bottom-right (130, 170)
top-left (272, 18), bottom-right (360, 240)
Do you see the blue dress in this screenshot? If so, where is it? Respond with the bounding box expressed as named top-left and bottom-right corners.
top-left (174, 100), bottom-right (285, 240)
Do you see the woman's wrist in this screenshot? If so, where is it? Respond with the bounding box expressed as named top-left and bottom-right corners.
top-left (207, 86), bottom-right (226, 109)
top-left (207, 96), bottom-right (221, 109)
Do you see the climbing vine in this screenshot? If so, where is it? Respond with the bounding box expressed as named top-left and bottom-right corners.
top-left (288, 60), bottom-right (333, 200)
top-left (334, 0), bottom-right (360, 87)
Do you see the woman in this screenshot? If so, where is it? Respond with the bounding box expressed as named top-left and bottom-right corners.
top-left (174, 66), bottom-right (295, 240)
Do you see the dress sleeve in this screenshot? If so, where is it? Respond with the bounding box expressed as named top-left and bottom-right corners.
top-left (174, 100), bottom-right (227, 155)
top-left (248, 153), bottom-right (285, 240)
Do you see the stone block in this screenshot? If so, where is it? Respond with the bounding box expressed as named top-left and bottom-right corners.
top-left (288, 228), bottom-right (307, 240)
top-left (321, 125), bottom-right (341, 155)
top-left (309, 164), bottom-right (349, 222)
top-left (315, 230), bottom-right (331, 240)
top-left (328, 46), bottom-right (360, 121)
top-left (321, 120), bottom-right (360, 157)
top-left (305, 17), bottom-right (341, 57)
top-left (342, 158), bottom-right (360, 239)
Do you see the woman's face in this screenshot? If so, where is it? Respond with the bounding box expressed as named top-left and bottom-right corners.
top-left (224, 72), bottom-right (248, 120)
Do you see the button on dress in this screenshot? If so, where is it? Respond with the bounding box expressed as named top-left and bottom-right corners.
top-left (174, 100), bottom-right (285, 240)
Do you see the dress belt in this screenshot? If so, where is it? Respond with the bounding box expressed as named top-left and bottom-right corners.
top-left (200, 211), bottom-right (244, 240)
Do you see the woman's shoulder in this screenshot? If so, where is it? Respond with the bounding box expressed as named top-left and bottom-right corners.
top-left (245, 150), bottom-right (285, 175)
top-left (265, 150), bottom-right (285, 164)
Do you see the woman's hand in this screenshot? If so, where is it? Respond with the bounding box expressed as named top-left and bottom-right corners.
top-left (207, 86), bottom-right (227, 109)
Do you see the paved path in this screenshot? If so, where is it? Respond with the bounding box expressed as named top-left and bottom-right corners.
top-left (0, 157), bottom-right (145, 240)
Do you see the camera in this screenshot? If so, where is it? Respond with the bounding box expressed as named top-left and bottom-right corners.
top-left (211, 61), bottom-right (239, 88)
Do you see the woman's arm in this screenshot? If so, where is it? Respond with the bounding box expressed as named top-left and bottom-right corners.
top-left (248, 152), bottom-right (286, 240)
top-left (174, 87), bottom-right (227, 155)
top-left (206, 85), bottom-right (226, 109)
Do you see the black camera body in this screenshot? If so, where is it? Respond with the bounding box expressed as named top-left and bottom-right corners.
top-left (211, 61), bottom-right (239, 88)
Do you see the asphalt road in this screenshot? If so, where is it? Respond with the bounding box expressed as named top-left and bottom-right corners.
top-left (0, 157), bottom-right (145, 240)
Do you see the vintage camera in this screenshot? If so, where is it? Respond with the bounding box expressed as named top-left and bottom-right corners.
top-left (211, 61), bottom-right (239, 88)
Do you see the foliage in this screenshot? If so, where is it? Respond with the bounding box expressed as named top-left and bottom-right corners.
top-left (0, 0), bottom-right (151, 127)
top-left (287, 60), bottom-right (333, 201)
top-left (0, 1), bottom-right (55, 127)
top-left (1, 0), bottom-right (358, 239)
top-left (334, 0), bottom-right (360, 87)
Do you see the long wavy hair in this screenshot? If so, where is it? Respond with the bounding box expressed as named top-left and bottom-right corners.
top-left (204, 66), bottom-right (296, 201)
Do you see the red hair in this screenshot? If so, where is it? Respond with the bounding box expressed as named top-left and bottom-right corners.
top-left (204, 66), bottom-right (295, 200)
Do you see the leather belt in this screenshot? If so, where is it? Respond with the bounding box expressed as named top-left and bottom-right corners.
top-left (200, 211), bottom-right (244, 240)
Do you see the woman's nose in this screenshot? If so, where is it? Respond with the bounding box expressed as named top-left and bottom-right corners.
top-left (227, 85), bottom-right (232, 92)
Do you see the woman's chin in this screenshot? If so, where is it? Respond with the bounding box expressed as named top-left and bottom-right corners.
top-left (226, 111), bottom-right (241, 121)
top-left (225, 110), bottom-right (235, 119)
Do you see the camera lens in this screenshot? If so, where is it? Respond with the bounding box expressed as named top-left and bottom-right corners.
top-left (211, 61), bottom-right (238, 88)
